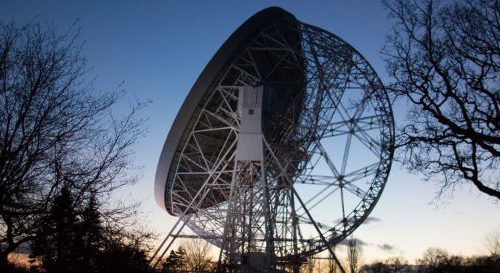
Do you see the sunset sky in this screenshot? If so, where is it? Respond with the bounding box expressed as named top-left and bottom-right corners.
top-left (2, 0), bottom-right (499, 262)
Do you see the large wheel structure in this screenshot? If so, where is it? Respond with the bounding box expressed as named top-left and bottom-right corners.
top-left (154, 7), bottom-right (394, 272)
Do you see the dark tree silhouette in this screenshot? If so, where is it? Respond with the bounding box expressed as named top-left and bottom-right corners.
top-left (96, 235), bottom-right (153, 273)
top-left (384, 257), bottom-right (408, 273)
top-left (418, 247), bottom-right (445, 269)
top-left (360, 261), bottom-right (391, 273)
top-left (184, 239), bottom-right (213, 272)
top-left (383, 0), bottom-right (500, 199)
top-left (161, 247), bottom-right (188, 273)
top-left (360, 249), bottom-right (500, 273)
top-left (326, 251), bottom-right (339, 273)
top-left (79, 193), bottom-right (102, 273)
top-left (31, 188), bottom-right (153, 273)
top-left (485, 231), bottom-right (500, 257)
top-left (161, 249), bottom-right (183, 273)
top-left (416, 247), bottom-right (462, 273)
top-left (347, 237), bottom-right (362, 273)
top-left (31, 187), bottom-right (84, 273)
top-left (0, 21), bottom-right (145, 267)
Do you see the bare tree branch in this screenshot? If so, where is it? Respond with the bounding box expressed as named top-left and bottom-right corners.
top-left (0, 21), bottom-right (147, 266)
top-left (383, 0), bottom-right (500, 200)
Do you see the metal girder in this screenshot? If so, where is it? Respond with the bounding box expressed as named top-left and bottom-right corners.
top-left (153, 10), bottom-right (394, 273)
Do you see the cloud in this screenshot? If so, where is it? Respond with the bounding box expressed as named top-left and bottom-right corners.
top-left (336, 236), bottom-right (399, 254)
top-left (377, 243), bottom-right (396, 252)
top-left (337, 239), bottom-right (397, 253)
top-left (333, 216), bottom-right (381, 226)
top-left (364, 217), bottom-right (381, 224)
top-left (337, 238), bottom-right (369, 247)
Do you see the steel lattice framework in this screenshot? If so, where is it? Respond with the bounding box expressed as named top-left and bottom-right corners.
top-left (152, 7), bottom-right (394, 273)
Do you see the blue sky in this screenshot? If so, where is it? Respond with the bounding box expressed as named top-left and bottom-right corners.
top-left (2, 0), bottom-right (499, 262)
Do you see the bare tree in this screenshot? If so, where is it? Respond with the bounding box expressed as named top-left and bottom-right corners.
top-left (301, 254), bottom-right (319, 273)
top-left (382, 0), bottom-right (500, 200)
top-left (182, 239), bottom-right (213, 272)
top-left (485, 231), bottom-right (500, 257)
top-left (0, 21), bottom-right (146, 268)
top-left (359, 261), bottom-right (389, 273)
top-left (327, 251), bottom-right (339, 273)
top-left (384, 257), bottom-right (407, 273)
top-left (417, 247), bottom-right (449, 270)
top-left (347, 238), bottom-right (362, 273)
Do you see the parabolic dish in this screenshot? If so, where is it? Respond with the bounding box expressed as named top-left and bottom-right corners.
top-left (155, 6), bottom-right (394, 257)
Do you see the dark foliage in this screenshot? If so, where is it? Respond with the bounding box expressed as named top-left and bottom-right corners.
top-left (360, 248), bottom-right (500, 273)
top-left (161, 248), bottom-right (187, 273)
top-left (29, 189), bottom-right (154, 273)
top-left (31, 187), bottom-right (84, 272)
top-left (95, 240), bottom-right (152, 273)
top-left (0, 19), bottom-right (152, 273)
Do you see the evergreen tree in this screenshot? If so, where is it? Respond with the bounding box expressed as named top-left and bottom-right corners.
top-left (176, 246), bottom-right (188, 272)
top-left (96, 241), bottom-right (152, 273)
top-left (162, 247), bottom-right (188, 273)
top-left (80, 193), bottom-right (102, 272)
top-left (162, 250), bottom-right (181, 273)
top-left (32, 189), bottom-right (155, 273)
top-left (32, 187), bottom-right (83, 273)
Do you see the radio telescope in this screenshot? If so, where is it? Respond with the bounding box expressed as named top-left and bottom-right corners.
top-left (152, 7), bottom-right (394, 273)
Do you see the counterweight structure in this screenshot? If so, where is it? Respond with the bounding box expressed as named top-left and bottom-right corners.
top-left (152, 7), bottom-right (395, 273)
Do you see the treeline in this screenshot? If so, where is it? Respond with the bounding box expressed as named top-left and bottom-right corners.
top-left (5, 188), bottom-right (154, 273)
top-left (361, 248), bottom-right (500, 273)
top-left (154, 244), bottom-right (500, 273)
top-left (259, 239), bottom-right (500, 273)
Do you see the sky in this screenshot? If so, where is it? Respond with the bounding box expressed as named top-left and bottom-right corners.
top-left (1, 0), bottom-right (499, 263)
